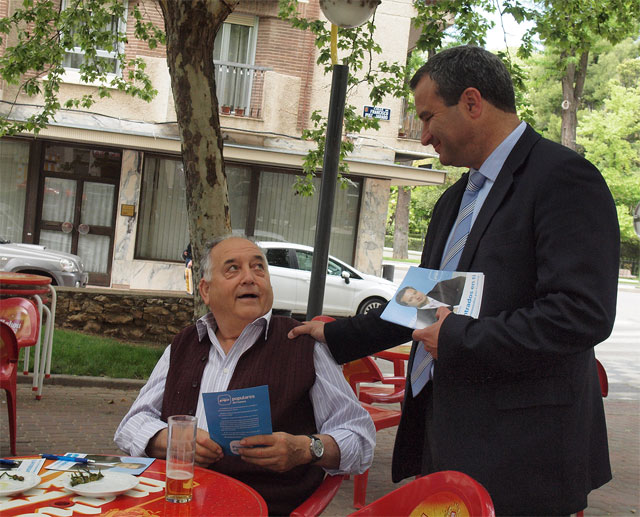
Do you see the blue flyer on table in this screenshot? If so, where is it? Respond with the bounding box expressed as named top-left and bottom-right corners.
top-left (203, 385), bottom-right (273, 455)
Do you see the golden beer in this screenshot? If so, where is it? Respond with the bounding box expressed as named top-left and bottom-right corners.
top-left (165, 469), bottom-right (193, 503)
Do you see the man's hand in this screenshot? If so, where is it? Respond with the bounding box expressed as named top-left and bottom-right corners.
top-left (194, 428), bottom-right (223, 466)
top-left (146, 428), bottom-right (223, 467)
top-left (287, 320), bottom-right (327, 343)
top-left (237, 432), bottom-right (309, 473)
top-left (411, 306), bottom-right (452, 359)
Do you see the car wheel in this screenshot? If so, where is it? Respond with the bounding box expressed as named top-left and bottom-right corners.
top-left (357, 297), bottom-right (386, 315)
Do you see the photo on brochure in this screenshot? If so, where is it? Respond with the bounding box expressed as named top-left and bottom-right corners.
top-left (380, 266), bottom-right (484, 329)
top-left (45, 454), bottom-right (154, 475)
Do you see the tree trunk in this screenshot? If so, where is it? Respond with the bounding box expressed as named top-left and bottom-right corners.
top-left (393, 186), bottom-right (411, 260)
top-left (159, 0), bottom-right (238, 317)
top-left (561, 50), bottom-right (589, 151)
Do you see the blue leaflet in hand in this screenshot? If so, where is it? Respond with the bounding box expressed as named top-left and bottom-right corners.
top-left (203, 385), bottom-right (273, 455)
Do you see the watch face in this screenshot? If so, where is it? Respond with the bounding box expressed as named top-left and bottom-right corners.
top-left (310, 435), bottom-right (324, 460)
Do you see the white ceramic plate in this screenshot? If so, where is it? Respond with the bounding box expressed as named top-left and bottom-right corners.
top-left (62, 471), bottom-right (139, 497)
top-left (0, 472), bottom-right (41, 497)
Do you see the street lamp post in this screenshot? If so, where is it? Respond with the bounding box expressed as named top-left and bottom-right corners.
top-left (306, 0), bottom-right (381, 319)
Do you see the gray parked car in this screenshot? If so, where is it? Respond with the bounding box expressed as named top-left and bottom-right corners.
top-left (0, 237), bottom-right (88, 287)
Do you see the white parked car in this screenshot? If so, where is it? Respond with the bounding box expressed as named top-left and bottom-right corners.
top-left (258, 241), bottom-right (397, 317)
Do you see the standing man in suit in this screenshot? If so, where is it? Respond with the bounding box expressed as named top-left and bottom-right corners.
top-left (289, 45), bottom-right (618, 515)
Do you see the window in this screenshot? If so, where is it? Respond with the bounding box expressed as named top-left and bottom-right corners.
top-left (295, 250), bottom-right (313, 272)
top-left (265, 248), bottom-right (291, 268)
top-left (134, 157), bottom-right (361, 265)
top-left (255, 170), bottom-right (361, 264)
top-left (327, 259), bottom-right (345, 277)
top-left (213, 15), bottom-right (258, 113)
top-left (0, 140), bottom-right (30, 242)
top-left (61, 0), bottom-right (127, 76)
top-left (135, 156), bottom-right (189, 261)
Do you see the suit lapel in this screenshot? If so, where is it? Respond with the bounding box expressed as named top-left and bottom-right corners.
top-left (423, 174), bottom-right (468, 269)
top-left (457, 125), bottom-right (541, 271)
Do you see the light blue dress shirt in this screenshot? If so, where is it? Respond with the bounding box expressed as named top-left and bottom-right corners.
top-left (440, 121), bottom-right (527, 267)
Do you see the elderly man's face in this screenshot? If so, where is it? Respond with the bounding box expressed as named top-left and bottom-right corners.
top-left (400, 287), bottom-right (429, 307)
top-left (199, 238), bottom-right (274, 327)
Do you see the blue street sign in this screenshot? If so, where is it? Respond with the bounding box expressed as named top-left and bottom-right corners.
top-left (363, 106), bottom-right (391, 120)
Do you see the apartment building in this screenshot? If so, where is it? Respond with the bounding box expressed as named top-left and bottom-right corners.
top-left (0, 0), bottom-right (443, 290)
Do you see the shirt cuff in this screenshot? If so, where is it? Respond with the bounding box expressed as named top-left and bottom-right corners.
top-left (323, 429), bottom-right (373, 476)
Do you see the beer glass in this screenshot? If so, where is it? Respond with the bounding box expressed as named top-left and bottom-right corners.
top-left (165, 415), bottom-right (197, 503)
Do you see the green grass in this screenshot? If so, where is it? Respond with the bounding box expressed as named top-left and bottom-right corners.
top-left (19, 329), bottom-right (164, 379)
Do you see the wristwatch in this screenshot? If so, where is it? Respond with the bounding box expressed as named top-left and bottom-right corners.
top-left (308, 434), bottom-right (324, 463)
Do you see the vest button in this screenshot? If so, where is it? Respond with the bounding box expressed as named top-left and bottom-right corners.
top-left (201, 355), bottom-right (206, 362)
top-left (192, 381), bottom-right (198, 388)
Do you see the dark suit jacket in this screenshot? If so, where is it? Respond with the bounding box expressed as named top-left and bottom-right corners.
top-left (325, 125), bottom-right (618, 515)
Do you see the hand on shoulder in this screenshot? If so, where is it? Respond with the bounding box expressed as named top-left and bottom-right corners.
top-left (287, 320), bottom-right (327, 343)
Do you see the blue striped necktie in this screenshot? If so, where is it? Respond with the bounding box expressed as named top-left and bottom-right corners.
top-left (410, 169), bottom-right (486, 397)
top-left (440, 169), bottom-right (486, 271)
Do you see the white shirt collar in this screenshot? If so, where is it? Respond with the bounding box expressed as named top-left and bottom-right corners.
top-left (195, 309), bottom-right (273, 343)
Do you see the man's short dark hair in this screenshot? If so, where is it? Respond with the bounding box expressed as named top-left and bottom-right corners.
top-left (409, 45), bottom-right (516, 113)
top-left (395, 286), bottom-right (416, 306)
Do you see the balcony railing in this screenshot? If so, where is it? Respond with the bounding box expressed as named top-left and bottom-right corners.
top-left (214, 60), bottom-right (272, 118)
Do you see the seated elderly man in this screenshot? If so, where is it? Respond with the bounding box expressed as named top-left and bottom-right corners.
top-left (114, 236), bottom-right (375, 514)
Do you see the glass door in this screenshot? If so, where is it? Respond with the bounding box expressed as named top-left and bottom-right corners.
top-left (37, 144), bottom-right (121, 286)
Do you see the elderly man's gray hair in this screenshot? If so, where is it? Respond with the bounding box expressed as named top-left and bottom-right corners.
top-left (200, 234), bottom-right (266, 281)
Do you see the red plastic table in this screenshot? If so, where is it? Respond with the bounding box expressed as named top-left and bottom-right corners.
top-left (0, 457), bottom-right (268, 516)
top-left (0, 272), bottom-right (53, 287)
top-left (0, 272), bottom-right (57, 399)
top-left (374, 343), bottom-right (412, 376)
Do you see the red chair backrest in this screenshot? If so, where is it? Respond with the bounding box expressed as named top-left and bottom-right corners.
top-left (1, 321), bottom-right (19, 369)
top-left (596, 358), bottom-right (608, 398)
top-left (310, 316), bottom-right (385, 392)
top-left (311, 315), bottom-right (335, 323)
top-left (343, 356), bottom-right (386, 393)
top-left (0, 297), bottom-right (40, 346)
top-left (351, 470), bottom-right (495, 516)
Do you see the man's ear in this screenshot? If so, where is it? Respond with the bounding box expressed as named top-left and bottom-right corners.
top-left (459, 87), bottom-right (483, 119)
top-left (199, 278), bottom-right (210, 305)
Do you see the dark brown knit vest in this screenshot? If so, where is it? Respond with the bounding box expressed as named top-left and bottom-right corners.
top-left (161, 316), bottom-right (325, 516)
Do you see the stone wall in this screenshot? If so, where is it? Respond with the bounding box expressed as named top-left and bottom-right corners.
top-left (54, 287), bottom-right (195, 345)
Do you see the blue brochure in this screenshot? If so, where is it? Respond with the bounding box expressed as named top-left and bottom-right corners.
top-left (45, 454), bottom-right (154, 475)
top-left (203, 385), bottom-right (273, 455)
top-left (381, 267), bottom-right (484, 330)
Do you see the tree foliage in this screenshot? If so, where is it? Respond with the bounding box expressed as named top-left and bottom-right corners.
top-left (278, 0), bottom-right (409, 195)
top-left (513, 0), bottom-right (640, 149)
top-left (577, 47), bottom-right (640, 253)
top-left (0, 0), bottom-right (164, 136)
top-left (0, 0), bottom-right (236, 317)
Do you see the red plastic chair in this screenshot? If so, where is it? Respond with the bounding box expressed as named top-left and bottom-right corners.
top-left (312, 315), bottom-right (403, 509)
top-left (596, 358), bottom-right (608, 398)
top-left (348, 470), bottom-right (495, 516)
top-left (343, 356), bottom-right (405, 406)
top-left (1, 321), bottom-right (19, 455)
top-left (290, 474), bottom-right (345, 516)
top-left (0, 297), bottom-right (41, 375)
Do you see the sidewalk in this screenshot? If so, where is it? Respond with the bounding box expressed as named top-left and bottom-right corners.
top-left (1, 375), bottom-right (638, 515)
